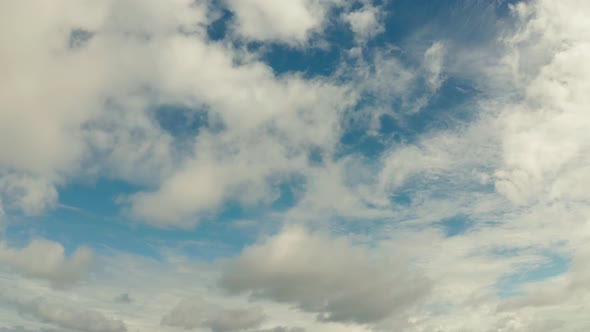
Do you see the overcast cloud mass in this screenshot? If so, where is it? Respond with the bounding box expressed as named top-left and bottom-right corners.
top-left (1, 0), bottom-right (590, 331)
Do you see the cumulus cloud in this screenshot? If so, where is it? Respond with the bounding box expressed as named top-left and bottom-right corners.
top-left (0, 239), bottom-right (93, 285)
top-left (493, 0), bottom-right (590, 207)
top-left (1, 0), bottom-right (363, 228)
top-left (161, 296), bottom-right (265, 331)
top-left (124, 75), bottom-right (352, 227)
top-left (0, 0), bottom-right (447, 229)
top-left (342, 4), bottom-right (384, 43)
top-left (220, 225), bottom-right (430, 324)
top-left (0, 0), bottom-right (202, 215)
top-left (225, 0), bottom-right (341, 45)
top-left (0, 176), bottom-right (57, 217)
top-left (10, 297), bottom-right (126, 332)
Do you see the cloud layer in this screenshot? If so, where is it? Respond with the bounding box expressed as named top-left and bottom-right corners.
top-left (1, 0), bottom-right (590, 331)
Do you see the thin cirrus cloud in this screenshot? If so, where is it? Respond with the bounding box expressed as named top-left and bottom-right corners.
top-left (1, 0), bottom-right (590, 331)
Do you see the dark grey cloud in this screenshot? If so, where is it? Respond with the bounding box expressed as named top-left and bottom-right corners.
top-left (114, 293), bottom-right (133, 304)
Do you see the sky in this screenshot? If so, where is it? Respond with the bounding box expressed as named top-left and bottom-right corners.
top-left (1, 0), bottom-right (590, 331)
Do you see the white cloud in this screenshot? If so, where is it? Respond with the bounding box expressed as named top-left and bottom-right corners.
top-left (423, 42), bottom-right (446, 91)
top-left (342, 4), bottom-right (384, 44)
top-left (0, 0), bottom-right (208, 215)
top-left (439, 0), bottom-right (589, 213)
top-left (0, 239), bottom-right (93, 285)
top-left (220, 225), bottom-right (430, 324)
top-left (10, 297), bottom-right (126, 332)
top-left (0, 0), bottom-right (354, 224)
top-left (0, 250), bottom-right (375, 332)
top-left (225, 0), bottom-right (341, 45)
top-left (125, 53), bottom-right (354, 226)
top-left (0, 176), bottom-right (57, 217)
top-left (0, 0), bottom-right (454, 229)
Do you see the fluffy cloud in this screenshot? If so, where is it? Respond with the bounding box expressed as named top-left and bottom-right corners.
top-left (0, 250), bottom-right (373, 332)
top-left (0, 176), bottom-right (57, 217)
top-left (493, 0), bottom-right (590, 206)
top-left (0, 0), bottom-right (361, 227)
top-left (225, 0), bottom-right (342, 45)
top-left (220, 226), bottom-right (430, 324)
top-left (7, 297), bottom-right (126, 332)
top-left (0, 239), bottom-right (93, 285)
top-left (0, 0), bottom-right (447, 229)
top-left (0, 0), bottom-right (204, 215)
top-left (126, 73), bottom-right (352, 227)
top-left (342, 4), bottom-right (384, 43)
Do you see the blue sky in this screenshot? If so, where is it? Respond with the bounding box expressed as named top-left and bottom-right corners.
top-left (1, 0), bottom-right (590, 331)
